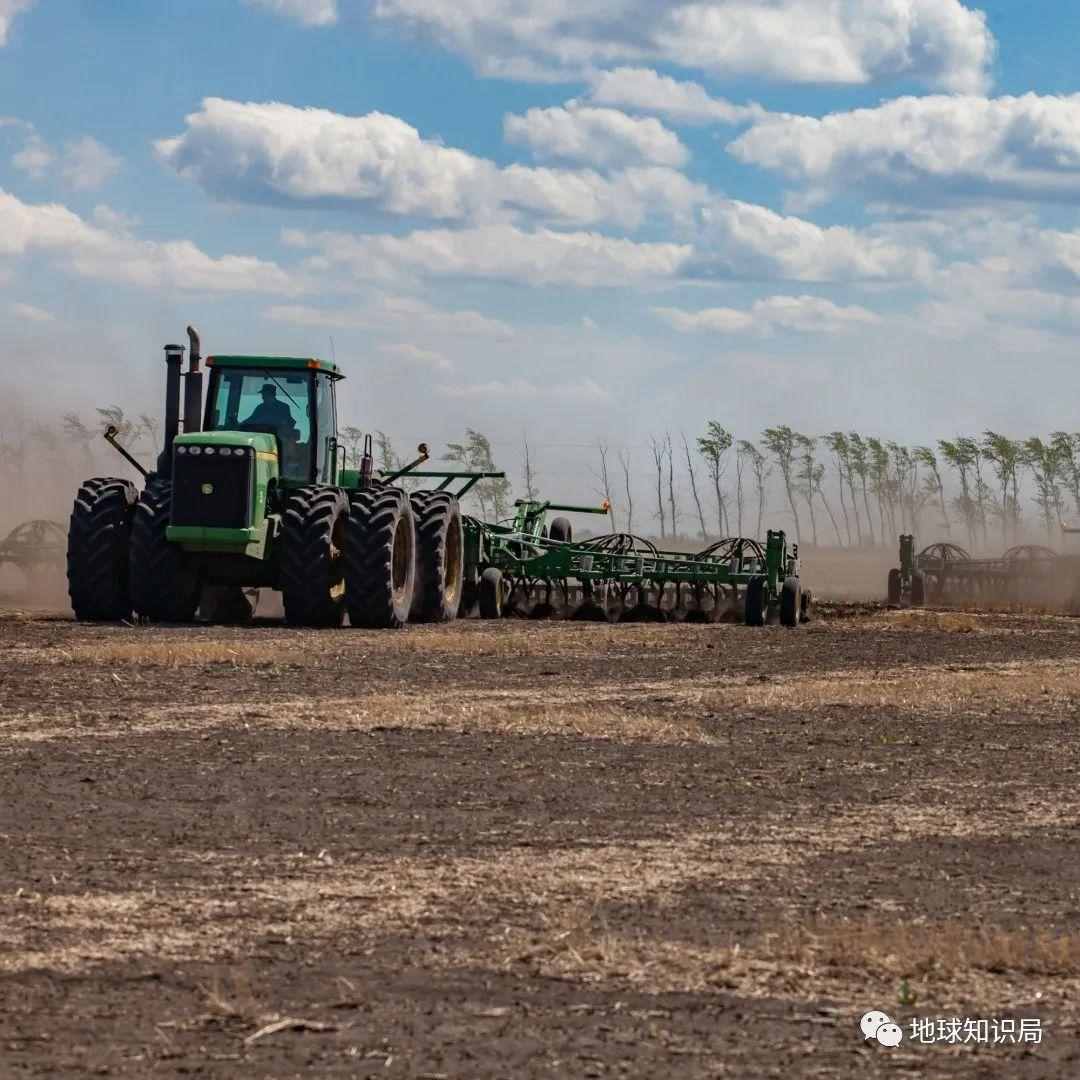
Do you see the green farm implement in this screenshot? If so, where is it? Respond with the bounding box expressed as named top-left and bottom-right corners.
top-left (889, 534), bottom-right (1062, 607)
top-left (0, 520), bottom-right (67, 581)
top-left (464, 510), bottom-right (811, 626)
top-left (66, 326), bottom-right (812, 628)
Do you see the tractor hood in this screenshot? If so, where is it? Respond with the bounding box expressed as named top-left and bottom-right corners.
top-left (173, 430), bottom-right (278, 459)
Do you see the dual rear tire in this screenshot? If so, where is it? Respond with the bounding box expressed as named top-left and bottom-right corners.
top-left (67, 478), bottom-right (138, 621)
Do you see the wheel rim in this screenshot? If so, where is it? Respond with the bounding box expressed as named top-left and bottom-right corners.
top-left (329, 509), bottom-right (346, 601)
top-left (392, 513), bottom-right (412, 602)
top-left (444, 518), bottom-right (462, 605)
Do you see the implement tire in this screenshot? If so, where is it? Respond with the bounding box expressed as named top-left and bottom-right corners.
top-left (780, 575), bottom-right (802, 627)
top-left (911, 571), bottom-right (926, 607)
top-left (887, 568), bottom-right (902, 606)
top-left (410, 491), bottom-right (464, 622)
top-left (548, 517), bottom-right (572, 543)
top-left (478, 567), bottom-right (504, 618)
top-left (281, 485), bottom-right (348, 627)
top-left (744, 575), bottom-right (766, 627)
top-left (67, 477), bottom-right (137, 621)
top-left (345, 488), bottom-right (416, 628)
top-left (130, 480), bottom-right (201, 622)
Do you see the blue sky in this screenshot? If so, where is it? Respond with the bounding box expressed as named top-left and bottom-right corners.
top-left (3, 0), bottom-right (1080, 504)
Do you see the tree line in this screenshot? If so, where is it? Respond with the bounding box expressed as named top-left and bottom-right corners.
top-left (5, 408), bottom-right (1080, 551)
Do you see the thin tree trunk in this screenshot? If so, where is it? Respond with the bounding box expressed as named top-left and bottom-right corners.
top-left (618, 450), bottom-right (634, 534)
top-left (681, 434), bottom-right (709, 540)
top-left (818, 488), bottom-right (843, 546)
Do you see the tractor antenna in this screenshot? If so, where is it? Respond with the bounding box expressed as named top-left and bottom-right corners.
top-left (329, 335), bottom-right (336, 365)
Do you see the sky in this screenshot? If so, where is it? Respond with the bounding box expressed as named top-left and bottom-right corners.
top-left (3, 0), bottom-right (1080, 507)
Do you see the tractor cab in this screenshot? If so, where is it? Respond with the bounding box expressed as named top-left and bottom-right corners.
top-left (202, 356), bottom-right (342, 485)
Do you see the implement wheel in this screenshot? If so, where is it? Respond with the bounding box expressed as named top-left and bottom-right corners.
top-left (780, 575), bottom-right (802, 627)
top-left (345, 487), bottom-right (416, 628)
top-left (478, 567), bottom-right (504, 618)
top-left (744, 576), bottom-right (766, 627)
top-left (911, 571), bottom-right (926, 607)
top-left (548, 517), bottom-right (572, 543)
top-left (410, 491), bottom-right (464, 622)
top-left (67, 477), bottom-right (137, 621)
top-left (887, 568), bottom-right (902, 606)
top-left (281, 485), bottom-right (348, 627)
top-left (130, 480), bottom-right (200, 622)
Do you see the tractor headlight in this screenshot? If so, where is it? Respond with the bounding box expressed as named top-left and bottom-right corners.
top-left (176, 445), bottom-right (187, 455)
top-left (189, 446), bottom-right (202, 456)
top-left (204, 447), bottom-right (216, 455)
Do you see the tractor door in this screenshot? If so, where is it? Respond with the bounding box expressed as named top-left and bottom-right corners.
top-left (315, 372), bottom-right (339, 484)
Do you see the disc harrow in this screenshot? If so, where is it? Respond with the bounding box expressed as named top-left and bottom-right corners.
top-left (0, 520), bottom-right (67, 579)
top-left (464, 498), bottom-right (810, 626)
top-left (889, 533), bottom-right (1064, 607)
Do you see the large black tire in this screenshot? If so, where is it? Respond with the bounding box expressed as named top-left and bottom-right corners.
top-left (281, 485), bottom-right (348, 627)
top-left (887, 568), bottom-right (902, 606)
top-left (130, 480), bottom-right (201, 622)
top-left (345, 488), bottom-right (416, 628)
top-left (410, 491), bottom-right (464, 622)
top-left (548, 517), bottom-right (572, 543)
top-left (911, 571), bottom-right (926, 607)
top-left (780, 575), bottom-right (802, 627)
top-left (744, 576), bottom-right (766, 627)
top-left (478, 567), bottom-right (504, 618)
top-left (67, 477), bottom-right (137, 621)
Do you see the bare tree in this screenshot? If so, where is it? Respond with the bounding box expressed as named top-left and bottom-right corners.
top-left (762, 426), bottom-right (802, 543)
top-left (847, 434), bottom-right (876, 546)
top-left (823, 432), bottom-right (854, 546)
top-left (738, 440), bottom-right (769, 537)
top-left (665, 432), bottom-right (680, 539)
top-left (914, 445), bottom-right (949, 536)
top-left (618, 449), bottom-right (634, 533)
top-left (593, 443), bottom-right (618, 531)
top-left (648, 435), bottom-right (667, 538)
top-left (521, 436), bottom-right (539, 500)
top-left (697, 422), bottom-right (733, 536)
top-left (445, 429), bottom-right (511, 520)
top-left (795, 434), bottom-right (820, 546)
top-left (681, 433), bottom-right (709, 540)
top-left (734, 443), bottom-right (745, 536)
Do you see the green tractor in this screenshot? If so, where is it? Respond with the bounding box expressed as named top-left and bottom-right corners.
top-left (66, 327), bottom-right (490, 628)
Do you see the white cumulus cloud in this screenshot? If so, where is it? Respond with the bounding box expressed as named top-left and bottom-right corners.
top-left (504, 104), bottom-right (688, 168)
top-left (0, 188), bottom-right (298, 293)
top-left (286, 223), bottom-right (693, 287)
top-left (687, 199), bottom-right (927, 282)
top-left (587, 67), bottom-right (764, 125)
top-left (13, 132), bottom-right (121, 191)
top-left (0, 0), bottom-right (34, 46)
top-left (729, 94), bottom-right (1080, 207)
top-left (266, 296), bottom-right (516, 339)
top-left (245, 0), bottom-right (338, 26)
top-left (156, 98), bottom-right (704, 227)
top-left (371, 0), bottom-right (993, 92)
top-left (653, 295), bottom-right (880, 335)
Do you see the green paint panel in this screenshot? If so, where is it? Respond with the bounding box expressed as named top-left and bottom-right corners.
top-left (207, 355), bottom-right (343, 377)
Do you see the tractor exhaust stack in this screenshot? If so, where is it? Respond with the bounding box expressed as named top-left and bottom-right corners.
top-left (183, 325), bottom-right (203, 436)
top-left (159, 342), bottom-right (185, 471)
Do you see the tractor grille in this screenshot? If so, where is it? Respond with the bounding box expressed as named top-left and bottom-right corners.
top-left (171, 452), bottom-right (253, 529)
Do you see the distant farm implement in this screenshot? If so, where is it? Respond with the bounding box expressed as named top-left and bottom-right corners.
top-left (0, 520), bottom-right (67, 582)
top-left (888, 533), bottom-right (1068, 607)
top-left (65, 325), bottom-right (813, 628)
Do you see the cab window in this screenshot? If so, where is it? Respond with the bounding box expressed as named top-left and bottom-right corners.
top-left (206, 368), bottom-right (314, 481)
top-left (315, 373), bottom-right (337, 482)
